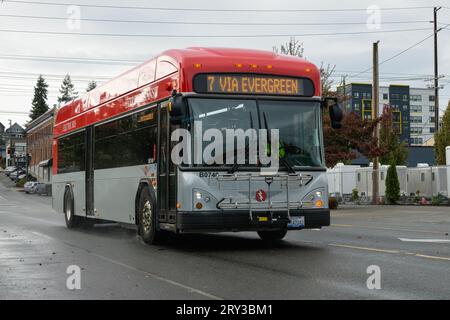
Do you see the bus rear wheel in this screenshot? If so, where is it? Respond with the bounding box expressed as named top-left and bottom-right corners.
top-left (138, 187), bottom-right (163, 245)
top-left (257, 229), bottom-right (287, 241)
top-left (64, 189), bottom-right (84, 229)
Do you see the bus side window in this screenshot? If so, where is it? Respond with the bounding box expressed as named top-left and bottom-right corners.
top-left (155, 61), bottom-right (177, 80)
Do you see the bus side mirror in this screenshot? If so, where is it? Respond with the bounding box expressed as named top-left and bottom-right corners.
top-left (323, 97), bottom-right (343, 129)
top-left (169, 93), bottom-right (186, 125)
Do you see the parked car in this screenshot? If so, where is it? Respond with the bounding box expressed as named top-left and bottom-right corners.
top-left (4, 166), bottom-right (17, 176)
top-left (35, 183), bottom-right (51, 196)
top-left (9, 169), bottom-right (25, 180)
top-left (24, 181), bottom-right (39, 194)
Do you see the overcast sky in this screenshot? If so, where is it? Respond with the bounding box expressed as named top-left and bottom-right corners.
top-left (0, 0), bottom-right (449, 128)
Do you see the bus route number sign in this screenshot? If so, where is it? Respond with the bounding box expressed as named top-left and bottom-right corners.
top-left (193, 74), bottom-right (315, 97)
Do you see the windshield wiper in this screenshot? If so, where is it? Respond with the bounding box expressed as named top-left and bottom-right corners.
top-left (279, 157), bottom-right (296, 174)
top-left (262, 111), bottom-right (296, 174)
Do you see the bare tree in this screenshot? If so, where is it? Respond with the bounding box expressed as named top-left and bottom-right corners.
top-left (273, 37), bottom-right (335, 96)
top-left (273, 37), bottom-right (305, 58)
top-left (320, 62), bottom-right (336, 96)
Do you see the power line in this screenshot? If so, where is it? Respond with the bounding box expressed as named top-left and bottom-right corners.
top-left (0, 53), bottom-right (140, 65)
top-left (0, 13), bottom-right (432, 26)
top-left (350, 33), bottom-right (435, 78)
top-left (335, 70), bottom-right (439, 77)
top-left (0, 27), bottom-right (433, 38)
top-left (0, 75), bottom-right (103, 83)
top-left (2, 1), bottom-right (433, 12)
top-left (0, 70), bottom-right (111, 80)
top-left (350, 23), bottom-right (450, 79)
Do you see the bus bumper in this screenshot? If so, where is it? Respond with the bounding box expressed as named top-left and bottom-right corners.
top-left (176, 209), bottom-right (330, 233)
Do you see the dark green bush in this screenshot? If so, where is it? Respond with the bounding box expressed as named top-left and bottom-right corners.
top-left (431, 193), bottom-right (447, 206)
top-left (16, 177), bottom-right (27, 188)
top-left (385, 163), bottom-right (400, 204)
top-left (351, 188), bottom-right (359, 202)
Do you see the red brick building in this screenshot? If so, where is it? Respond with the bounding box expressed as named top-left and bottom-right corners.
top-left (25, 108), bottom-right (55, 182)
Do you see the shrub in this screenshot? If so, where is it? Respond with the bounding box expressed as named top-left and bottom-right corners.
top-left (431, 193), bottom-right (447, 206)
top-left (329, 197), bottom-right (338, 210)
top-left (385, 163), bottom-right (400, 204)
top-left (16, 177), bottom-right (27, 188)
top-left (351, 188), bottom-right (359, 202)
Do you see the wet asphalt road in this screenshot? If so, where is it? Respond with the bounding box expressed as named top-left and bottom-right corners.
top-left (0, 173), bottom-right (449, 300)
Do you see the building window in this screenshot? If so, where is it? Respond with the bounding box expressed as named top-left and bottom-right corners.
top-left (383, 93), bottom-right (388, 100)
top-left (410, 116), bottom-right (422, 123)
top-left (411, 127), bottom-right (423, 134)
top-left (429, 95), bottom-right (435, 102)
top-left (429, 106), bottom-right (435, 112)
top-left (354, 92), bottom-right (360, 98)
top-left (421, 173), bottom-right (425, 181)
top-left (411, 95), bottom-right (422, 102)
top-left (380, 172), bottom-right (384, 180)
top-left (430, 117), bottom-right (436, 123)
top-left (354, 103), bottom-right (360, 111)
top-left (357, 173), bottom-right (361, 182)
top-left (411, 105), bottom-right (422, 113)
top-left (402, 95), bottom-right (408, 102)
top-left (430, 127), bottom-right (436, 133)
top-left (391, 93), bottom-right (400, 100)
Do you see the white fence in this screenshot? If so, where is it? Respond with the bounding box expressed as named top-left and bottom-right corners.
top-left (327, 163), bottom-right (450, 202)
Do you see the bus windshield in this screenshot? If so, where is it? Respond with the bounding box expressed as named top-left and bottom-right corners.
top-left (187, 98), bottom-right (324, 169)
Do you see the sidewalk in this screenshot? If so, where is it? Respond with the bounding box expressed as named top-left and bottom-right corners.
top-left (0, 172), bottom-right (18, 189)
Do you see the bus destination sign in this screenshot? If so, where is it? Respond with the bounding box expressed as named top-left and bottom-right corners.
top-left (193, 74), bottom-right (315, 97)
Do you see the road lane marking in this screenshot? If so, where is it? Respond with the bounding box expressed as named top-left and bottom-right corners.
top-left (328, 243), bottom-right (399, 254)
top-left (415, 254), bottom-right (450, 261)
top-left (328, 243), bottom-right (450, 262)
top-left (31, 231), bottom-right (55, 241)
top-left (398, 238), bottom-right (450, 243)
top-left (90, 252), bottom-right (224, 300)
top-left (331, 223), bottom-right (446, 235)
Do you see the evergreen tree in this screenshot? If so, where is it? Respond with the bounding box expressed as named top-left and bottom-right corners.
top-left (434, 100), bottom-right (450, 165)
top-left (86, 80), bottom-right (97, 92)
top-left (58, 74), bottom-right (78, 105)
top-left (385, 162), bottom-right (400, 204)
top-left (29, 75), bottom-right (49, 120)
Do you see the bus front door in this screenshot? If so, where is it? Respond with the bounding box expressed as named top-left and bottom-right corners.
top-left (158, 102), bottom-right (177, 224)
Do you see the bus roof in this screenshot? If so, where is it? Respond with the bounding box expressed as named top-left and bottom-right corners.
top-left (54, 47), bottom-right (321, 137)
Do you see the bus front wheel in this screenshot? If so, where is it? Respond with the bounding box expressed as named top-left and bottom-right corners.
top-left (64, 189), bottom-right (84, 229)
top-left (138, 187), bottom-right (163, 245)
top-left (257, 229), bottom-right (287, 241)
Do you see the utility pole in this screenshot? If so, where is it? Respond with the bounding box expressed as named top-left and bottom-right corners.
top-left (372, 41), bottom-right (380, 205)
top-left (8, 119), bottom-right (12, 167)
top-left (433, 7), bottom-right (442, 132)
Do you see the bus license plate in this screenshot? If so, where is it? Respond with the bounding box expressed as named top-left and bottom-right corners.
top-left (288, 216), bottom-right (305, 228)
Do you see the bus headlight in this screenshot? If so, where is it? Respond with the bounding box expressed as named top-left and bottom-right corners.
top-left (193, 189), bottom-right (217, 210)
top-left (302, 188), bottom-right (326, 208)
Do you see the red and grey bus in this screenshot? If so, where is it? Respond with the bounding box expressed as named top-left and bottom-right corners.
top-left (52, 47), bottom-right (342, 244)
